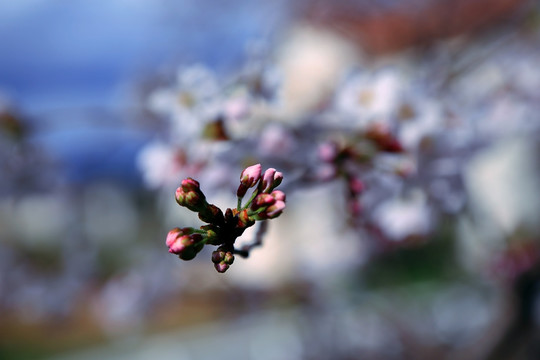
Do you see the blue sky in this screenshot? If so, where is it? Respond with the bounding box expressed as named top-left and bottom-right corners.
top-left (0, 0), bottom-right (287, 110)
top-left (0, 0), bottom-right (288, 186)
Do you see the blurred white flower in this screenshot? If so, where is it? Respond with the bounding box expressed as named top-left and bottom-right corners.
top-left (398, 99), bottom-right (444, 150)
top-left (136, 142), bottom-right (184, 189)
top-left (147, 64), bottom-right (222, 142)
top-left (335, 67), bottom-right (405, 127)
top-left (373, 190), bottom-right (432, 241)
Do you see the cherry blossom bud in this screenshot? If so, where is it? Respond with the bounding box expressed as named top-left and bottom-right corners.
top-left (167, 229), bottom-right (204, 260)
top-left (260, 168), bottom-right (275, 191)
top-left (252, 190), bottom-right (286, 219)
top-left (270, 190), bottom-right (286, 202)
top-left (175, 177), bottom-right (208, 211)
top-left (166, 227), bottom-right (195, 247)
top-left (211, 247), bottom-right (235, 273)
top-left (168, 234), bottom-right (190, 254)
top-left (211, 249), bottom-right (225, 264)
top-left (272, 171), bottom-right (283, 188)
top-left (260, 168), bottom-right (283, 193)
top-left (181, 178), bottom-right (201, 192)
top-left (266, 200), bottom-right (286, 218)
top-left (240, 163), bottom-right (262, 188)
top-left (237, 209), bottom-right (255, 228)
top-left (251, 193), bottom-right (276, 211)
top-left (214, 263), bottom-right (229, 273)
top-left (236, 183), bottom-right (249, 198)
top-left (166, 227), bottom-right (183, 248)
top-left (224, 208), bottom-right (235, 224)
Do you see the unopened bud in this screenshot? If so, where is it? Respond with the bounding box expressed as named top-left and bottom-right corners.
top-left (251, 193), bottom-right (276, 211)
top-left (236, 183), bottom-right (249, 198)
top-left (272, 171), bottom-right (283, 189)
top-left (214, 262), bottom-right (229, 273)
top-left (211, 249), bottom-right (226, 264)
top-left (266, 200), bottom-right (286, 218)
top-left (166, 227), bottom-right (196, 252)
top-left (240, 164), bottom-right (262, 188)
top-left (224, 208), bottom-right (235, 224)
top-left (270, 190), bottom-right (286, 202)
top-left (175, 178), bottom-right (208, 212)
top-left (181, 178), bottom-right (201, 192)
top-left (166, 227), bottom-right (182, 248)
top-left (167, 234), bottom-right (191, 254)
top-left (168, 231), bottom-right (204, 260)
top-left (223, 252), bottom-right (234, 264)
top-left (237, 209), bottom-right (255, 228)
top-left (260, 168), bottom-right (283, 193)
top-left (211, 247), bottom-right (235, 273)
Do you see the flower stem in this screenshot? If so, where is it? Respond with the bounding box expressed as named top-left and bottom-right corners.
top-left (242, 188), bottom-right (259, 210)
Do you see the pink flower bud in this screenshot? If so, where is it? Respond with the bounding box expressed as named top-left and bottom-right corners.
top-left (237, 209), bottom-right (255, 228)
top-left (224, 252), bottom-right (234, 264)
top-left (272, 171), bottom-right (283, 188)
top-left (260, 168), bottom-right (275, 192)
top-left (167, 229), bottom-right (203, 258)
top-left (260, 168), bottom-right (283, 193)
top-left (271, 190), bottom-right (286, 202)
top-left (168, 234), bottom-right (192, 254)
top-left (251, 193), bottom-right (276, 210)
top-left (211, 247), bottom-right (235, 273)
top-left (211, 249), bottom-right (226, 264)
top-left (240, 164), bottom-right (262, 188)
top-left (266, 200), bottom-right (286, 218)
top-left (181, 178), bottom-right (201, 192)
top-left (175, 178), bottom-right (207, 211)
top-left (214, 262), bottom-right (229, 273)
top-left (166, 227), bottom-right (183, 248)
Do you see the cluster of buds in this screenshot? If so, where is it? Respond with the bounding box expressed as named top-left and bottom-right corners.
top-left (166, 164), bottom-right (285, 273)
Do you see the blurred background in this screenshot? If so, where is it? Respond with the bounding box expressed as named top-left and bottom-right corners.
top-left (2, 0), bottom-right (540, 359)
